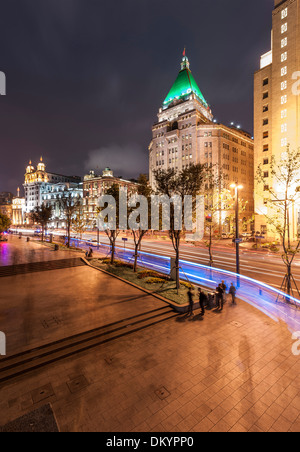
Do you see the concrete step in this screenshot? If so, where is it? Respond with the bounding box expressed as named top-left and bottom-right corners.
top-left (0, 258), bottom-right (85, 277)
top-left (0, 306), bottom-right (178, 383)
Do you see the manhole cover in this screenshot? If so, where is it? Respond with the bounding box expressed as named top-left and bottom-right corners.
top-left (67, 375), bottom-right (89, 394)
top-left (230, 321), bottom-right (243, 328)
top-left (155, 387), bottom-right (170, 400)
top-left (31, 384), bottom-right (55, 404)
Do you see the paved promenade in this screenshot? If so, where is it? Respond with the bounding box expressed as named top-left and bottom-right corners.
top-left (0, 238), bottom-right (300, 432)
top-left (0, 235), bottom-right (82, 266)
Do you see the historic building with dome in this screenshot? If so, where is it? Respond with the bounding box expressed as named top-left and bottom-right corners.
top-left (23, 158), bottom-right (82, 226)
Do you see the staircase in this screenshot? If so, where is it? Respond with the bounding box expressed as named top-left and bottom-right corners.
top-left (0, 258), bottom-right (86, 278)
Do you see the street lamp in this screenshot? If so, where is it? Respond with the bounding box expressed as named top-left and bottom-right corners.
top-left (230, 183), bottom-right (243, 275)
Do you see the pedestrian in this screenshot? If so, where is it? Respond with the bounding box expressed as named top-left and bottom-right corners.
top-left (187, 286), bottom-right (194, 316)
top-left (229, 283), bottom-right (237, 305)
top-left (220, 280), bottom-right (227, 305)
top-left (88, 247), bottom-right (93, 258)
top-left (198, 288), bottom-right (206, 316)
top-left (216, 284), bottom-right (224, 311)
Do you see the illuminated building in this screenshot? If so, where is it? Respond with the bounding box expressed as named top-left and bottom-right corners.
top-left (149, 52), bottom-right (255, 233)
top-left (41, 182), bottom-right (83, 229)
top-left (12, 189), bottom-right (25, 225)
top-left (0, 192), bottom-right (13, 221)
top-left (83, 168), bottom-right (138, 226)
top-left (23, 158), bottom-right (82, 224)
top-left (254, 0), bottom-right (300, 238)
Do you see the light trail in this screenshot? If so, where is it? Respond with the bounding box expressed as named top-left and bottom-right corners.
top-left (80, 239), bottom-right (300, 333)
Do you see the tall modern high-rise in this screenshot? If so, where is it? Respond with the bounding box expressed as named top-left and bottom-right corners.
top-left (254, 0), bottom-right (300, 238)
top-left (149, 53), bottom-right (255, 234)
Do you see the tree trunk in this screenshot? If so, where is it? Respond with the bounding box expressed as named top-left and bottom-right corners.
top-left (133, 244), bottom-right (139, 273)
top-left (286, 263), bottom-right (292, 299)
top-left (208, 225), bottom-right (213, 267)
top-left (110, 233), bottom-right (116, 264)
top-left (67, 223), bottom-right (70, 248)
top-left (175, 251), bottom-right (180, 291)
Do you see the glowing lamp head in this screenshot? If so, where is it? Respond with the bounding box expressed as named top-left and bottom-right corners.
top-left (230, 183), bottom-right (243, 190)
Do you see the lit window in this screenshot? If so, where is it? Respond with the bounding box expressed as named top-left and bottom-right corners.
top-left (281, 37), bottom-right (287, 48)
top-left (281, 80), bottom-right (287, 90)
top-left (281, 109), bottom-right (287, 118)
top-left (281, 138), bottom-right (287, 147)
top-left (281, 23), bottom-right (287, 34)
top-left (281, 8), bottom-right (288, 19)
top-left (281, 95), bottom-right (287, 104)
top-left (281, 66), bottom-right (287, 76)
top-left (281, 52), bottom-right (287, 62)
top-left (281, 123), bottom-right (287, 133)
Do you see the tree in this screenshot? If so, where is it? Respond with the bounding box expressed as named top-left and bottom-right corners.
top-left (72, 203), bottom-right (87, 239)
top-left (0, 213), bottom-right (11, 235)
top-left (204, 166), bottom-right (226, 266)
top-left (98, 183), bottom-right (121, 264)
top-left (153, 164), bottom-right (206, 290)
top-left (129, 174), bottom-right (152, 272)
top-left (30, 205), bottom-right (52, 242)
top-left (256, 146), bottom-right (300, 300)
top-left (59, 192), bottom-right (82, 248)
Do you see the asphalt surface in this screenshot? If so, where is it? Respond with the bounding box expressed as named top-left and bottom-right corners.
top-left (89, 234), bottom-right (300, 293)
top-left (9, 229), bottom-right (300, 293)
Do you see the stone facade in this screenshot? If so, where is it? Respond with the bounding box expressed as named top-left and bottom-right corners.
top-left (149, 54), bottom-right (255, 234)
top-left (23, 158), bottom-right (82, 224)
top-left (83, 168), bottom-right (138, 226)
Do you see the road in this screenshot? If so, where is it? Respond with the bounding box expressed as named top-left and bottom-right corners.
top-left (10, 228), bottom-right (300, 294)
top-left (86, 233), bottom-right (300, 293)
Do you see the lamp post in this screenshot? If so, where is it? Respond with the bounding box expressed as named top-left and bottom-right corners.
top-left (230, 183), bottom-right (243, 275)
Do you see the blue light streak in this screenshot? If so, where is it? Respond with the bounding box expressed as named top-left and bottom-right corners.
top-left (72, 238), bottom-right (300, 332)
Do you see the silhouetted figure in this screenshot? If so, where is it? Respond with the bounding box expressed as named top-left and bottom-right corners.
top-left (229, 283), bottom-right (237, 305)
top-left (187, 287), bottom-right (194, 316)
top-left (220, 280), bottom-right (227, 305)
top-left (88, 248), bottom-right (93, 258)
top-left (198, 288), bottom-right (206, 316)
top-left (216, 284), bottom-right (224, 311)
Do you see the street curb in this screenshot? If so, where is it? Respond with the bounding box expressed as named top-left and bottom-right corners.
top-left (81, 257), bottom-right (196, 313)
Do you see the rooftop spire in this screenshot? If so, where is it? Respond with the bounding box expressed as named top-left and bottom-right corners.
top-left (163, 52), bottom-right (209, 109)
top-left (181, 49), bottom-right (190, 70)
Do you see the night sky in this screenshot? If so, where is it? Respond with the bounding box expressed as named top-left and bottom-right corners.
top-left (0, 0), bottom-right (274, 194)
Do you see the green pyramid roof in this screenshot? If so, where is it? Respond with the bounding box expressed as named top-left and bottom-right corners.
top-left (163, 56), bottom-right (209, 109)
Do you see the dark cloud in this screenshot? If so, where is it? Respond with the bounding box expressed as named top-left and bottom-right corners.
top-left (0, 0), bottom-right (273, 194)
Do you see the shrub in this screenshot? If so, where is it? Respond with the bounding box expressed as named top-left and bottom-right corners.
top-left (180, 281), bottom-right (194, 289)
top-left (138, 270), bottom-right (164, 279)
top-left (146, 277), bottom-right (167, 284)
top-left (101, 258), bottom-right (133, 269)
